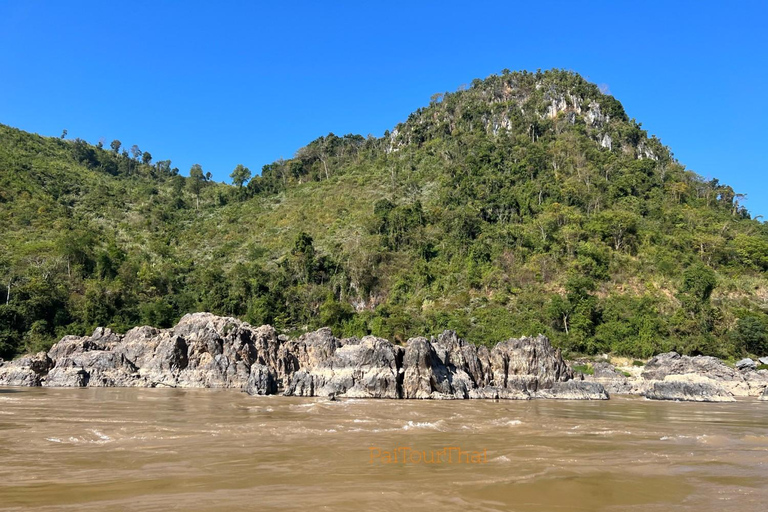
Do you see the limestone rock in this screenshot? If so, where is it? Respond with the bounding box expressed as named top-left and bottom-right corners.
top-left (284, 333), bottom-right (402, 399)
top-left (642, 352), bottom-right (753, 396)
top-left (644, 380), bottom-right (735, 402)
top-left (534, 380), bottom-right (609, 400)
top-left (0, 352), bottom-right (52, 386)
top-left (245, 364), bottom-right (278, 396)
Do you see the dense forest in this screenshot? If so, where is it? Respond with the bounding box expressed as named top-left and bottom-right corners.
top-left (1, 69), bottom-right (767, 361)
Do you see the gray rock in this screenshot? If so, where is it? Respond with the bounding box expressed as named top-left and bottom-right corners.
top-left (0, 313), bottom-right (611, 401)
top-left (0, 352), bottom-right (52, 386)
top-left (44, 350), bottom-right (137, 388)
top-left (760, 387), bottom-right (768, 401)
top-left (285, 334), bottom-right (402, 399)
top-left (759, 357), bottom-right (768, 366)
top-left (642, 352), bottom-right (755, 396)
top-left (245, 364), bottom-right (277, 395)
top-left (582, 362), bottom-right (636, 395)
top-left (644, 381), bottom-right (736, 402)
top-left (534, 380), bottom-right (609, 400)
top-left (491, 335), bottom-right (572, 393)
top-left (736, 358), bottom-right (758, 371)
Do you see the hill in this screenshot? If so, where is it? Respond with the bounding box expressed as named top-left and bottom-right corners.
top-left (1, 69), bottom-right (767, 360)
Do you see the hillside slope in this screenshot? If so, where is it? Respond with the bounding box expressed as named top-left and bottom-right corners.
top-left (1, 69), bottom-right (767, 360)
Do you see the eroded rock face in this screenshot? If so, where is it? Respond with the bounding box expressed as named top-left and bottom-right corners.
top-left (641, 352), bottom-right (767, 397)
top-left (284, 334), bottom-right (403, 399)
top-left (534, 381), bottom-right (609, 400)
top-left (0, 352), bottom-right (52, 386)
top-left (644, 381), bottom-right (736, 402)
top-left (0, 313), bottom-right (605, 400)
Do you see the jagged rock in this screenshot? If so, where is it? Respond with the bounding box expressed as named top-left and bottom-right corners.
top-left (44, 366), bottom-right (90, 387)
top-left (47, 328), bottom-right (121, 362)
top-left (172, 313), bottom-right (281, 389)
top-left (0, 313), bottom-right (611, 400)
top-left (45, 351), bottom-right (138, 388)
top-left (642, 352), bottom-right (755, 396)
top-left (0, 352), bottom-right (52, 386)
top-left (495, 335), bottom-right (572, 392)
top-left (644, 380), bottom-right (735, 402)
top-left (278, 327), bottom-right (340, 389)
top-left (534, 381), bottom-right (609, 400)
top-left (114, 326), bottom-right (161, 369)
top-left (735, 358), bottom-right (757, 371)
top-left (245, 364), bottom-right (277, 395)
top-left (284, 334), bottom-right (402, 399)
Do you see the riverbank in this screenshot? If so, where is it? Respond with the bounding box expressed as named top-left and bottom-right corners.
top-left (1, 312), bottom-right (767, 402)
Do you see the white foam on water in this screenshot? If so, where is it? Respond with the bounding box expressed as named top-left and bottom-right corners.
top-left (401, 420), bottom-right (443, 431)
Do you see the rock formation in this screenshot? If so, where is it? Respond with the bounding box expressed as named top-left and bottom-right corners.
top-left (0, 312), bottom-right (607, 400)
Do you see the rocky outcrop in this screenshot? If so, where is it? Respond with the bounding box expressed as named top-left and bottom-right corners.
top-left (283, 334), bottom-right (402, 399)
top-left (644, 381), bottom-right (736, 402)
top-left (641, 352), bottom-right (768, 398)
top-left (534, 381), bottom-right (609, 400)
top-left (761, 387), bottom-right (768, 402)
top-left (0, 313), bottom-right (607, 400)
top-left (0, 352), bottom-right (51, 386)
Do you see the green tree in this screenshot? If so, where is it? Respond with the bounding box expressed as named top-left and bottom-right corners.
top-left (188, 164), bottom-right (206, 210)
top-left (110, 139), bottom-right (121, 153)
top-left (230, 164), bottom-right (252, 188)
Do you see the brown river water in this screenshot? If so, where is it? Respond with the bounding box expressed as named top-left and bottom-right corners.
top-left (0, 388), bottom-right (766, 511)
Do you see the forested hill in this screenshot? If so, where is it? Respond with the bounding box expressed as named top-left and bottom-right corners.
top-left (1, 69), bottom-right (767, 361)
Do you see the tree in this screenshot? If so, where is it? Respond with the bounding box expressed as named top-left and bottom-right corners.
top-left (188, 163), bottom-right (206, 210)
top-left (731, 317), bottom-right (768, 356)
top-left (60, 129), bottom-right (67, 139)
top-left (142, 152), bottom-right (152, 165)
top-left (230, 164), bottom-right (251, 188)
top-left (291, 232), bottom-right (315, 283)
top-left (156, 159), bottom-right (172, 176)
top-left (130, 145), bottom-right (141, 160)
top-left (110, 140), bottom-right (122, 154)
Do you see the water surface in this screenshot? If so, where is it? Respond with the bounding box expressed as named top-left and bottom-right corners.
top-left (1, 388), bottom-right (766, 511)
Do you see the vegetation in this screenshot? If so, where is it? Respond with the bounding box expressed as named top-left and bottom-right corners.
top-left (1, 69), bottom-right (767, 360)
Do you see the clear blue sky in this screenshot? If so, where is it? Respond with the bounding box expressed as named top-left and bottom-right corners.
top-left (1, 0), bottom-right (766, 218)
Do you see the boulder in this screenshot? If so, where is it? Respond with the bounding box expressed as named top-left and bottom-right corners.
top-left (644, 380), bottom-right (735, 402)
top-left (760, 387), bottom-right (768, 401)
top-left (735, 358), bottom-right (758, 371)
top-left (0, 352), bottom-right (52, 386)
top-left (759, 357), bottom-right (768, 366)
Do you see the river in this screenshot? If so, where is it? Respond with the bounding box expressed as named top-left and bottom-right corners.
top-left (0, 388), bottom-right (766, 511)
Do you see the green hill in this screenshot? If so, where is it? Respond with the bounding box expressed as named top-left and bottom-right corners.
top-left (1, 69), bottom-right (767, 360)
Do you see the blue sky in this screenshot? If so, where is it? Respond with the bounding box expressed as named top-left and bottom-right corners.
top-left (1, 0), bottom-right (766, 218)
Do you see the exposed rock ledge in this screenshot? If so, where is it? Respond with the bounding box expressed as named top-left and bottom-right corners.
top-left (0, 313), bottom-right (607, 400)
top-left (581, 351), bottom-right (768, 402)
